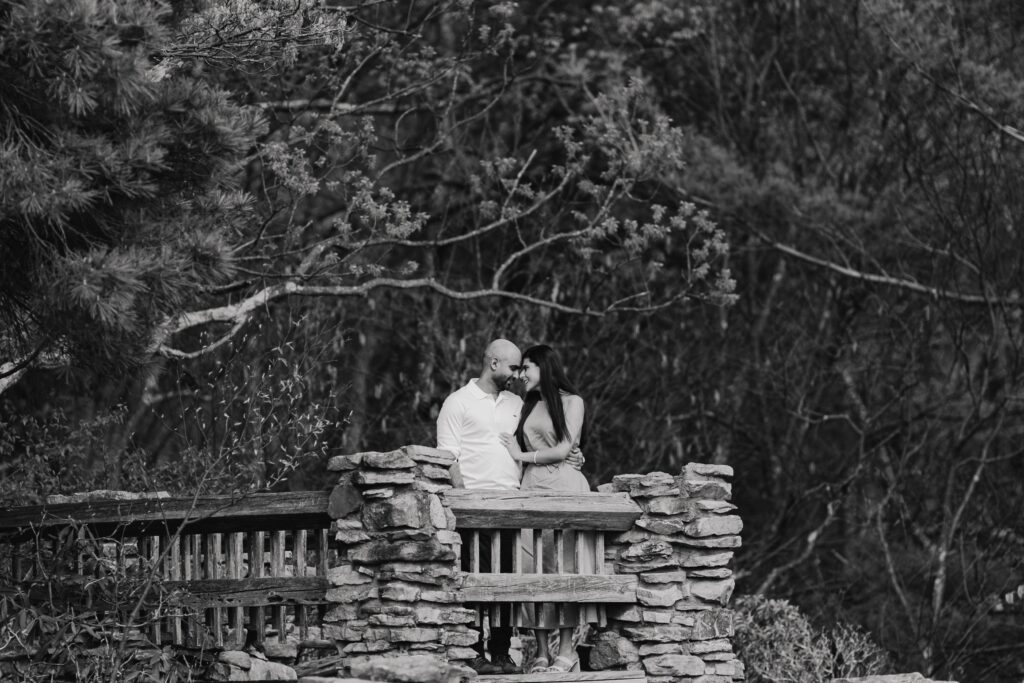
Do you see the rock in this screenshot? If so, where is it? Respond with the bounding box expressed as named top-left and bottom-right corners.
top-left (327, 565), bottom-right (373, 586)
top-left (677, 551), bottom-right (733, 568)
top-left (328, 482), bottom-right (364, 518)
top-left (682, 516), bottom-right (743, 538)
top-left (638, 513), bottom-right (703, 535)
top-left (349, 654), bottom-right (471, 683)
top-left (615, 558), bottom-right (680, 573)
top-left (380, 583), bottom-right (421, 602)
top-left (644, 497), bottom-right (700, 516)
top-left (413, 606), bottom-right (477, 625)
top-left (363, 450), bottom-right (416, 469)
top-left (235, 656), bottom-right (296, 680)
top-left (428, 495), bottom-right (449, 529)
top-left (420, 464), bottom-right (452, 481)
top-left (637, 584), bottom-right (685, 607)
top-left (691, 609), bottom-right (735, 640)
top-left (368, 614), bottom-right (416, 627)
top-left (621, 540), bottom-right (673, 561)
top-left (640, 569), bottom-right (688, 584)
top-left (639, 643), bottom-right (683, 656)
top-left (689, 578), bottom-right (735, 605)
top-left (589, 632), bottom-right (640, 669)
top-left (324, 585), bottom-right (378, 602)
top-left (403, 445), bottom-right (456, 466)
top-left (335, 528), bottom-right (372, 544)
top-left (611, 474), bottom-right (647, 491)
top-left (688, 568), bottom-right (732, 579)
top-left (684, 638), bottom-right (732, 654)
top-left (348, 539), bottom-right (455, 564)
top-left (640, 609), bottom-right (675, 623)
top-left (681, 479), bottom-right (732, 500)
top-left (440, 629), bottom-right (479, 647)
top-left (643, 654), bottom-right (706, 677)
top-left (389, 627), bottom-right (441, 643)
top-left (326, 454), bottom-right (361, 471)
top-left (696, 500), bottom-right (737, 513)
top-left (621, 624), bottom-right (692, 643)
top-left (670, 535), bottom-right (742, 549)
top-left (683, 463), bottom-right (734, 479)
top-left (218, 651), bottom-right (251, 669)
top-left (355, 470), bottom-right (416, 486)
top-left (362, 487), bottom-right (396, 499)
top-left (263, 641), bottom-right (298, 660)
top-left (362, 492), bottom-right (430, 530)
top-left (446, 646), bottom-right (480, 660)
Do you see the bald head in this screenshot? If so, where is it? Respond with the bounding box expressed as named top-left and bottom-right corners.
top-left (483, 338), bottom-right (521, 368)
top-left (478, 338), bottom-right (522, 394)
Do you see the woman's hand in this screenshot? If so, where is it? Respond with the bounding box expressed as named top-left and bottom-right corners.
top-left (499, 432), bottom-right (524, 459)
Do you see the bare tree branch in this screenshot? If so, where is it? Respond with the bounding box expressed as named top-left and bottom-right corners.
top-left (769, 240), bottom-right (1020, 305)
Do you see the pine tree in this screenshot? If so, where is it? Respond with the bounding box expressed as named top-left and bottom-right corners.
top-left (0, 0), bottom-right (266, 375)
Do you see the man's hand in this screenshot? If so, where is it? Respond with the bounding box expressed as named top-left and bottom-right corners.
top-left (565, 443), bottom-right (584, 471)
top-left (449, 462), bottom-right (466, 488)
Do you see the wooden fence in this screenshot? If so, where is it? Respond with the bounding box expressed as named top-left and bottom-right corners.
top-left (1, 489), bottom-right (644, 651)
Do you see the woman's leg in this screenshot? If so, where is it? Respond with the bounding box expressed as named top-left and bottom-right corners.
top-left (556, 627), bottom-right (576, 659)
top-left (530, 629), bottom-right (551, 670)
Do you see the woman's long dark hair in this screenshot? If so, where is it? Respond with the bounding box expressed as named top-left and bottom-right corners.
top-left (515, 344), bottom-right (586, 450)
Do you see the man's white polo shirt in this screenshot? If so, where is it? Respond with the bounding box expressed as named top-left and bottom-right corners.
top-left (436, 379), bottom-right (523, 490)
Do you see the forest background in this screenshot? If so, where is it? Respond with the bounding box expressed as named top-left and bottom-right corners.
top-left (2, 0), bottom-right (1023, 680)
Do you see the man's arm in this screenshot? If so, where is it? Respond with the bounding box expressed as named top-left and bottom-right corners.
top-left (565, 396), bottom-right (585, 470)
top-left (436, 395), bottom-right (466, 487)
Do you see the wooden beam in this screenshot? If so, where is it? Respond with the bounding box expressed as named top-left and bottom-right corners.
top-left (162, 576), bottom-right (331, 609)
top-left (0, 492), bottom-right (331, 538)
top-left (460, 573), bottom-right (637, 603)
top-left (444, 490), bottom-right (642, 530)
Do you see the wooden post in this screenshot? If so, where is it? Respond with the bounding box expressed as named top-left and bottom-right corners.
top-left (205, 533), bottom-right (223, 646)
top-left (294, 529), bottom-right (308, 640)
top-left (228, 533), bottom-right (244, 645)
top-left (248, 531), bottom-right (266, 643)
top-left (271, 530), bottom-right (286, 642)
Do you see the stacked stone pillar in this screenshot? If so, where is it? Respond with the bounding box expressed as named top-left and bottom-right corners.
top-left (321, 445), bottom-right (478, 675)
top-left (592, 463), bottom-right (744, 683)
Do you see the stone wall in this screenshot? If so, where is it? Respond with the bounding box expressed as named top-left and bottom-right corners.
top-left (318, 447), bottom-right (745, 682)
top-left (322, 445), bottom-right (477, 678)
top-left (592, 464), bottom-right (745, 682)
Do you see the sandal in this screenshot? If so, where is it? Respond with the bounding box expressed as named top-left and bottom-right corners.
top-left (528, 656), bottom-right (550, 673)
top-left (548, 655), bottom-right (580, 672)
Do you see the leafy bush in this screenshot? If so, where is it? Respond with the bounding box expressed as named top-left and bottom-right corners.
top-left (0, 527), bottom-right (194, 682)
top-left (734, 594), bottom-right (891, 682)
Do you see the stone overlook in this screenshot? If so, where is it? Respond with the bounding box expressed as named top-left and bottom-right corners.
top-left (307, 445), bottom-right (746, 682)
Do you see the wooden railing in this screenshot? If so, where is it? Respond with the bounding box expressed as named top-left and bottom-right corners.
top-left (443, 489), bottom-right (643, 630)
top-left (0, 492), bottom-right (335, 648)
top-left (1, 489), bottom-right (645, 652)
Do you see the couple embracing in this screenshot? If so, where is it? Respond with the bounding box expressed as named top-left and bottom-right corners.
top-left (436, 339), bottom-right (593, 675)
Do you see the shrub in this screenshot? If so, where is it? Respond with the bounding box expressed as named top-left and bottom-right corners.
top-left (734, 594), bottom-right (891, 682)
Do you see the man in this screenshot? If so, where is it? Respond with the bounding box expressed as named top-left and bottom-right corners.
top-left (436, 338), bottom-right (584, 674)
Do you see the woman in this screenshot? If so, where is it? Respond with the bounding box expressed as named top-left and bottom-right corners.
top-left (498, 344), bottom-right (595, 674)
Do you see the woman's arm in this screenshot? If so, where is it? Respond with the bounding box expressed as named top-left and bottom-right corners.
top-left (499, 396), bottom-right (584, 465)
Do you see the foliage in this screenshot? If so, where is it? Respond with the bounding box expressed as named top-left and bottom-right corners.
top-left (734, 594), bottom-right (891, 682)
top-left (0, 528), bottom-right (193, 682)
top-left (4, 0), bottom-right (1024, 677)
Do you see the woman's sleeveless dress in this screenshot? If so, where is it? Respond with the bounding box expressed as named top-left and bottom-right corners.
top-left (519, 394), bottom-right (598, 628)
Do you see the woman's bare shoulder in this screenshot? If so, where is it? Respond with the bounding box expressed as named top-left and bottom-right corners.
top-left (561, 393), bottom-right (585, 407)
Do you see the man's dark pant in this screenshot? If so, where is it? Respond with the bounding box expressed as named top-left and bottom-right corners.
top-left (460, 528), bottom-right (516, 658)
